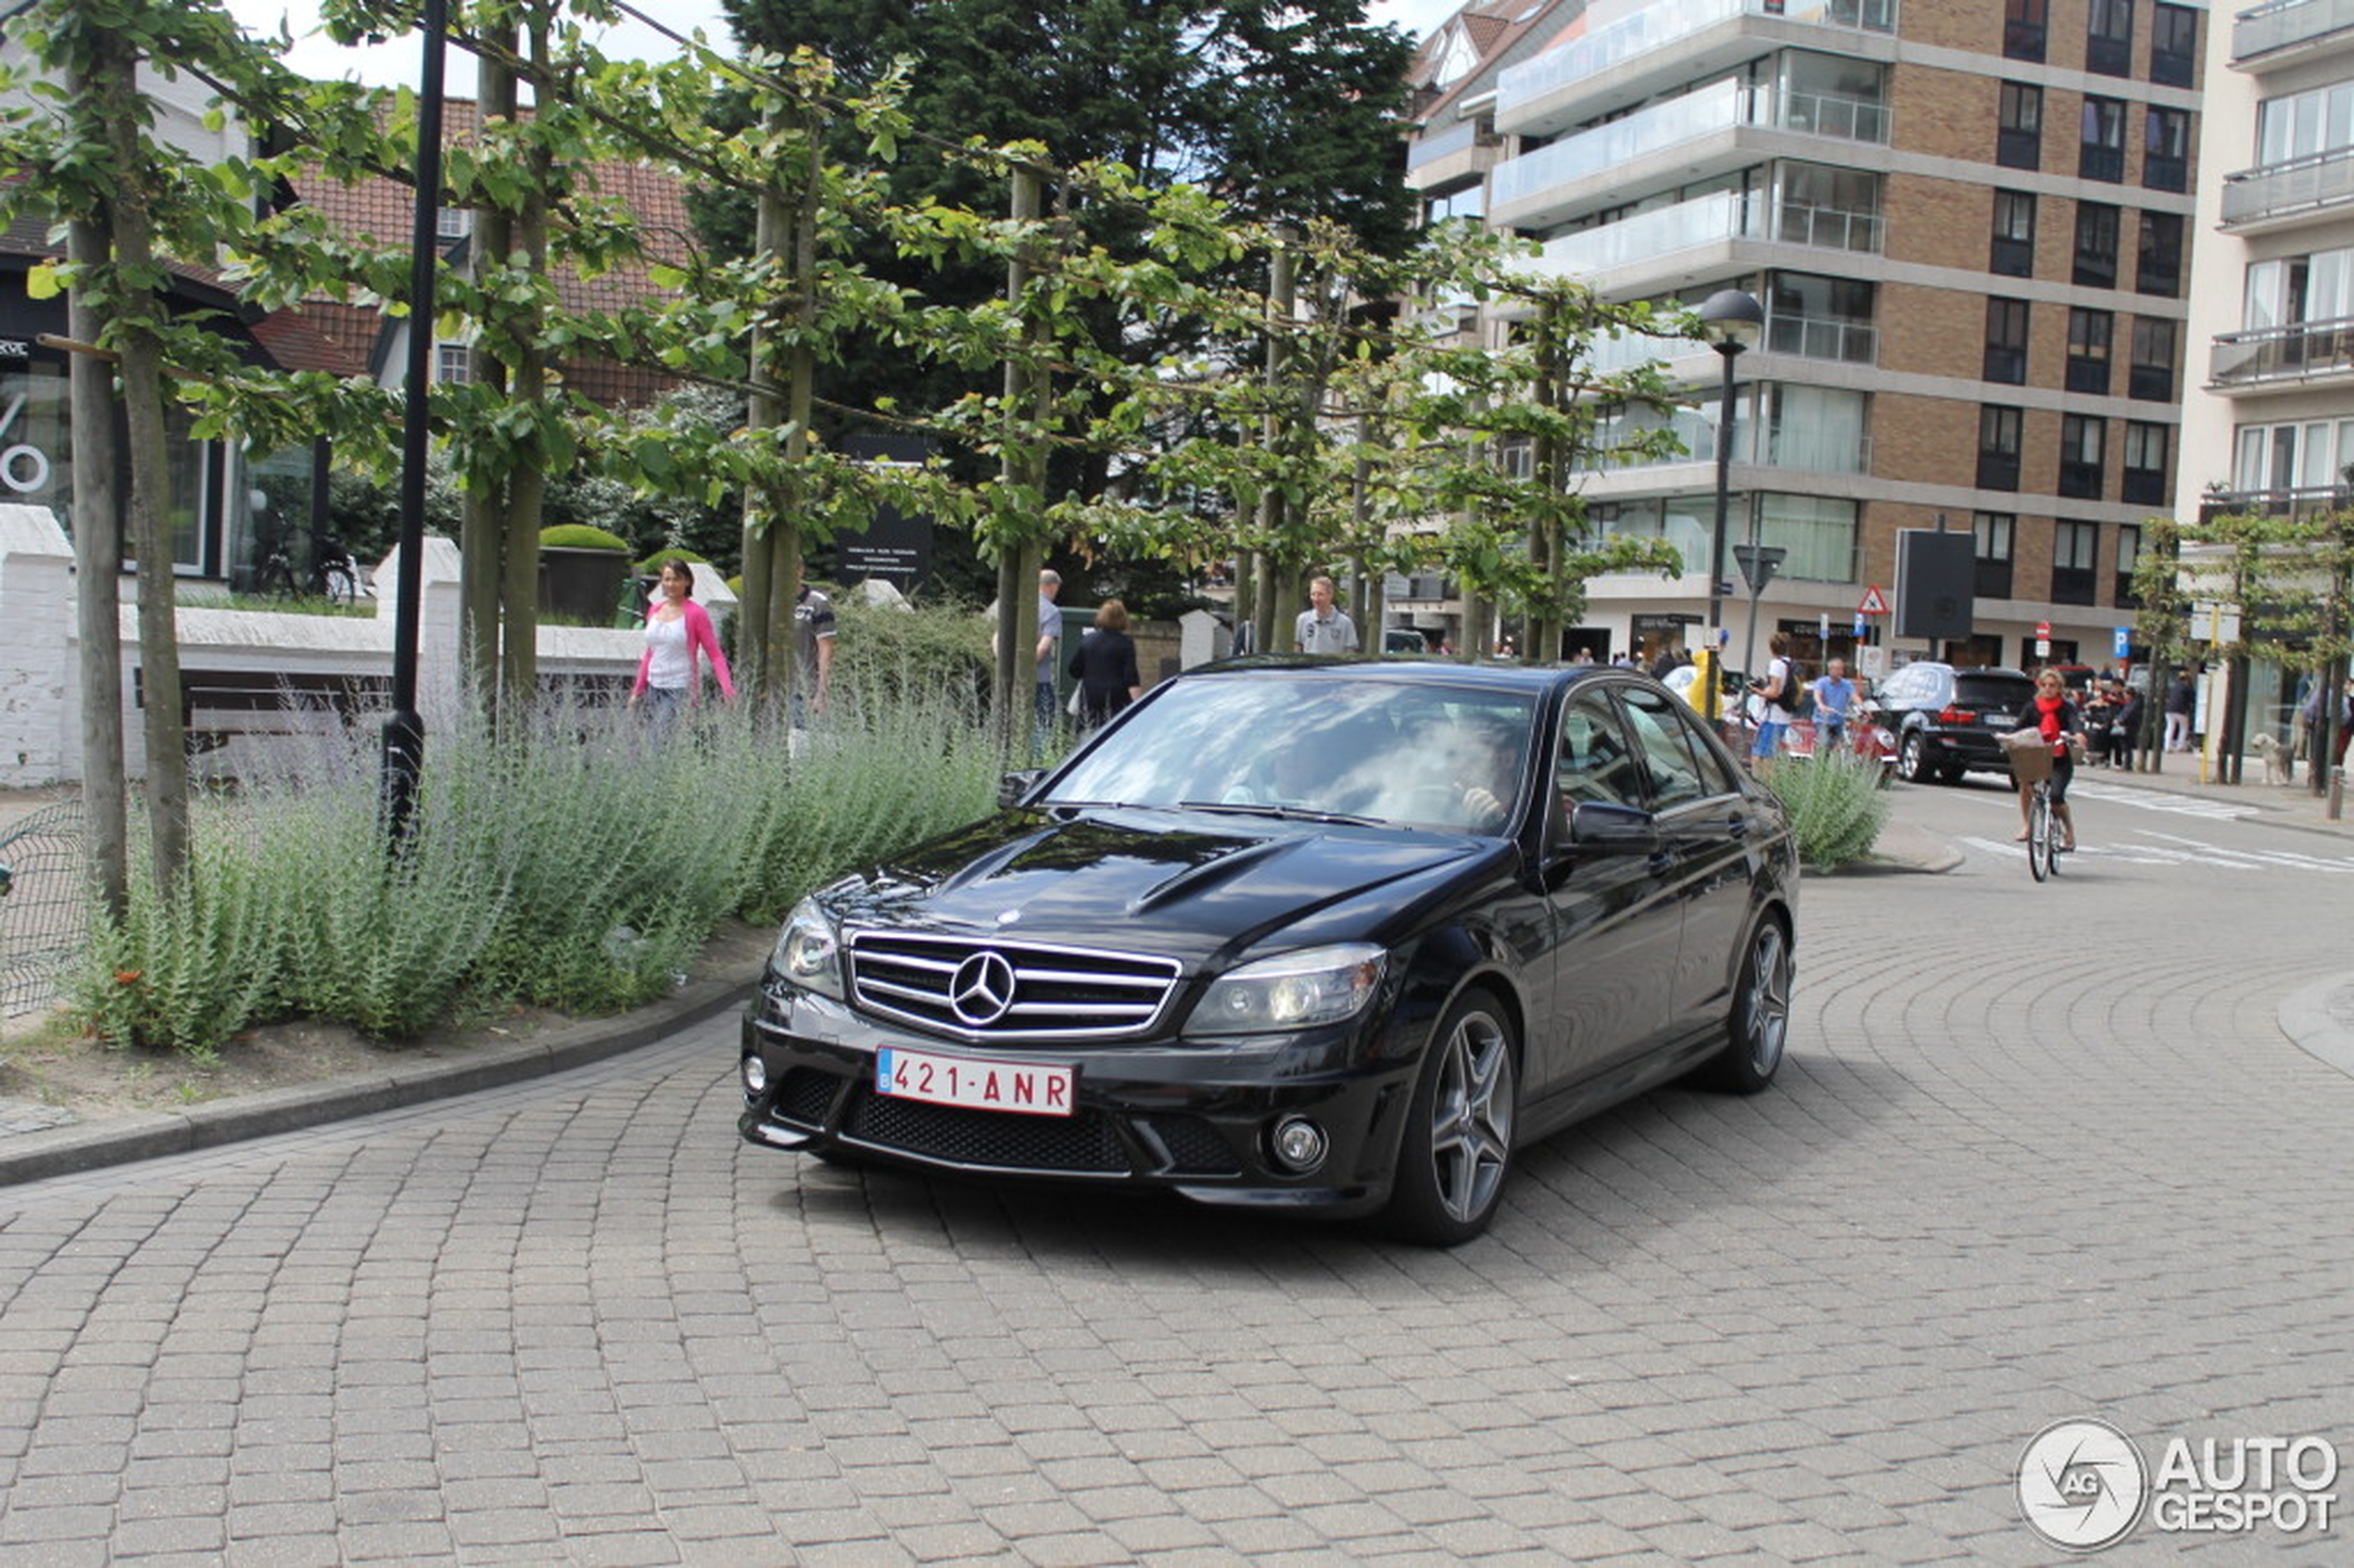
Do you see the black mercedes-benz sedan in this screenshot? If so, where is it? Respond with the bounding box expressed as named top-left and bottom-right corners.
top-left (740, 660), bottom-right (1798, 1245)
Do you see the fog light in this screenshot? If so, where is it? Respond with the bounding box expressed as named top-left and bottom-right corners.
top-left (1271, 1117), bottom-right (1327, 1174)
top-left (741, 1055), bottom-right (768, 1095)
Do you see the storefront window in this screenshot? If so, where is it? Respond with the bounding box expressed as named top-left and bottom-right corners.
top-left (0, 348), bottom-right (71, 519)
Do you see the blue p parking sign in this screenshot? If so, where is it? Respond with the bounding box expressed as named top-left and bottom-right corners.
top-left (2114, 626), bottom-right (2131, 659)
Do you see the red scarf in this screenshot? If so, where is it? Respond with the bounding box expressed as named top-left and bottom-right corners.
top-left (2032, 692), bottom-right (2065, 745)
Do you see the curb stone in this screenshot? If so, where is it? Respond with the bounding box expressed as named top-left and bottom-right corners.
top-left (0, 957), bottom-right (766, 1188)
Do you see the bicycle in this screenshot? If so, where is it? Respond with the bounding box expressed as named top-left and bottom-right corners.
top-left (257, 525), bottom-right (360, 607)
top-left (2001, 731), bottom-right (2060, 882)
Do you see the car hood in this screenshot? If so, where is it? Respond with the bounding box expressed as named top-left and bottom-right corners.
top-left (824, 806), bottom-right (1493, 964)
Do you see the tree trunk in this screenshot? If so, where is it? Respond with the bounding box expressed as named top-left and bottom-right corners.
top-left (498, 58), bottom-right (554, 726)
top-left (65, 209), bottom-right (127, 920)
top-left (461, 34), bottom-right (518, 709)
top-left (739, 134), bottom-right (786, 711)
top-left (94, 31), bottom-right (187, 891)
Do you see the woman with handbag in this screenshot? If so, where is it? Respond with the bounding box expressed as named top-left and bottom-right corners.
top-left (2015, 667), bottom-right (2084, 851)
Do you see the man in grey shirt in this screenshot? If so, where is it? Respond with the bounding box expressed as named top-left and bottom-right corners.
top-left (1294, 575), bottom-right (1360, 655)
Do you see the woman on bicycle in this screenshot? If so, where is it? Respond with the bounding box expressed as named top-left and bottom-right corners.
top-left (630, 557), bottom-right (733, 731)
top-left (2016, 666), bottom-right (2083, 852)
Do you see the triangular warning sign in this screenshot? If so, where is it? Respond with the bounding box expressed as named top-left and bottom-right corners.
top-left (1858, 584), bottom-right (1889, 614)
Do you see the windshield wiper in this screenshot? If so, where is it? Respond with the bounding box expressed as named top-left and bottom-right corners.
top-left (1175, 801), bottom-right (1384, 828)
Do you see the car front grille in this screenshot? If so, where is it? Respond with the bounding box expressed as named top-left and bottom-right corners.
top-left (846, 932), bottom-right (1182, 1042)
top-left (843, 1087), bottom-right (1129, 1173)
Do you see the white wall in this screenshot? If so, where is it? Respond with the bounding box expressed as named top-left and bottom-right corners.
top-left (0, 506), bottom-right (727, 785)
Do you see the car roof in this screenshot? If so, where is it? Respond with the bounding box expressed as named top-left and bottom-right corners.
top-left (1195, 655), bottom-right (1604, 693)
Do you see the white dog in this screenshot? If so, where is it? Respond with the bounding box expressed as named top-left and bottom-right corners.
top-left (2251, 730), bottom-right (2293, 786)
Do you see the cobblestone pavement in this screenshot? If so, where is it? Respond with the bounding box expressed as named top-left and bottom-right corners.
top-left (0, 780), bottom-right (2349, 1562)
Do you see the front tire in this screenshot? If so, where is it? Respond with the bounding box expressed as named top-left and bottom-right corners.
top-left (1701, 918), bottom-right (1791, 1094)
top-left (1897, 731), bottom-right (1929, 783)
top-left (1382, 991), bottom-right (1518, 1246)
top-left (323, 564), bottom-right (357, 607)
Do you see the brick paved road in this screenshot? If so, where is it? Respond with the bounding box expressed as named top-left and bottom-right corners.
top-left (1, 780), bottom-right (2348, 1563)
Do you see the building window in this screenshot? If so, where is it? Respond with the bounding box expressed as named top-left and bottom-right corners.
top-left (2130, 317), bottom-right (2176, 399)
top-left (1975, 512), bottom-right (2016, 600)
top-left (2151, 4), bottom-right (2196, 88)
top-left (2116, 523), bottom-right (2143, 607)
top-left (435, 344), bottom-right (473, 384)
top-left (1984, 297), bottom-right (2030, 383)
top-left (2074, 203), bottom-right (2120, 288)
top-left (2068, 308), bottom-right (2114, 395)
top-left (2059, 414), bottom-right (2107, 499)
top-left (2087, 0), bottom-right (2133, 77)
top-left (1999, 82), bottom-right (2043, 171)
top-left (1764, 271), bottom-right (1877, 362)
top-left (2006, 0), bottom-right (2048, 62)
top-left (1756, 493), bottom-right (1858, 583)
top-left (1980, 405), bottom-right (2024, 490)
top-left (2137, 210), bottom-right (2183, 297)
top-left (2080, 97), bottom-right (2126, 182)
top-left (2053, 521), bottom-right (2099, 605)
top-left (437, 206), bottom-right (472, 242)
top-left (2144, 107), bottom-right (2190, 194)
top-left (2122, 423), bottom-right (2170, 507)
top-left (1993, 190), bottom-right (2037, 277)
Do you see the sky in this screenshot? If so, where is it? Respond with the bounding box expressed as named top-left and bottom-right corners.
top-left (227, 1), bottom-right (1464, 89)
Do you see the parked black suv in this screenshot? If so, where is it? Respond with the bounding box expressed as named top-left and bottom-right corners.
top-left (1873, 663), bottom-right (2039, 783)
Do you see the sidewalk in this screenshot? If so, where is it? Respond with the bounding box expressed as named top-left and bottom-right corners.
top-left (2074, 750), bottom-right (2353, 833)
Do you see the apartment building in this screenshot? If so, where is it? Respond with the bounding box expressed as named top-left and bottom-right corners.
top-left (1405, 0), bottom-right (2205, 676)
top-left (2181, 0), bottom-right (2354, 518)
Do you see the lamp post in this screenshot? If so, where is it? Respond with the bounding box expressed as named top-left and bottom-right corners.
top-left (1698, 287), bottom-right (1762, 726)
top-left (383, 0), bottom-right (449, 844)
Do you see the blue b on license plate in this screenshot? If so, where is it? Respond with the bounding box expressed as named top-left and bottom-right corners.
top-left (875, 1047), bottom-right (1074, 1118)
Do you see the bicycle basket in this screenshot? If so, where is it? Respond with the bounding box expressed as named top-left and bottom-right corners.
top-left (1997, 727), bottom-right (2053, 783)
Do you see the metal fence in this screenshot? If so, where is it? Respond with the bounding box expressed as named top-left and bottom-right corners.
top-left (0, 797), bottom-right (86, 1018)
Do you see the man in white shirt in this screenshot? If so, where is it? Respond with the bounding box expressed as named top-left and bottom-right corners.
top-left (1294, 575), bottom-right (1361, 655)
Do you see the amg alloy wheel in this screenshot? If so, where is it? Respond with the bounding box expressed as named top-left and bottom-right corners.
top-left (1384, 992), bottom-right (1518, 1246)
top-left (1702, 918), bottom-right (1790, 1094)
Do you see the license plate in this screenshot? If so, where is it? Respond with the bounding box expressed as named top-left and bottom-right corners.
top-left (875, 1047), bottom-right (1074, 1118)
top-left (1987, 714), bottom-right (2013, 727)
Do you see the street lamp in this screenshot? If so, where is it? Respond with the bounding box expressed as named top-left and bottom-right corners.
top-left (383, 0), bottom-right (449, 845)
top-left (1698, 286), bottom-right (1762, 725)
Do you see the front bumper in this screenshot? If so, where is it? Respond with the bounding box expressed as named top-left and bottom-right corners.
top-left (738, 981), bottom-right (1420, 1218)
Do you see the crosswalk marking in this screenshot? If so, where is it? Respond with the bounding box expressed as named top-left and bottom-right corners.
top-left (2067, 778), bottom-right (2259, 820)
top-left (1960, 833), bottom-right (2354, 875)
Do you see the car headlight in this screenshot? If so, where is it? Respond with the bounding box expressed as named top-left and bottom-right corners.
top-left (1190, 943), bottom-right (1386, 1035)
top-left (772, 896), bottom-right (844, 999)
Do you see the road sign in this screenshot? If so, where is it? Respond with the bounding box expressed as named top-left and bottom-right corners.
top-left (1854, 613), bottom-right (1867, 639)
top-left (1858, 584), bottom-right (1889, 615)
top-left (2036, 619), bottom-right (2051, 659)
top-left (1734, 544), bottom-right (1787, 592)
top-left (2114, 626), bottom-right (2131, 659)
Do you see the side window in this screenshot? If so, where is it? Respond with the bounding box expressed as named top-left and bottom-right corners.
top-left (1618, 687), bottom-right (1728, 810)
top-left (1554, 692), bottom-right (1641, 810)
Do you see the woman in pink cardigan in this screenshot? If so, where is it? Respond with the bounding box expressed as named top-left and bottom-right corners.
top-left (630, 558), bottom-right (733, 729)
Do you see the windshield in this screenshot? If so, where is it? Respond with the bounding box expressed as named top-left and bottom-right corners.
top-left (1045, 675), bottom-right (1538, 834)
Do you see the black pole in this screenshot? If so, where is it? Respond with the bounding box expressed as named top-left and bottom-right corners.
top-left (383, 0), bottom-right (447, 844)
top-left (1705, 340), bottom-right (1742, 726)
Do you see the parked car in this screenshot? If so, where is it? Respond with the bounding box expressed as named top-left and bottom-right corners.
top-left (1872, 662), bottom-right (2040, 783)
top-left (740, 660), bottom-right (1800, 1245)
top-left (1383, 626), bottom-right (1432, 655)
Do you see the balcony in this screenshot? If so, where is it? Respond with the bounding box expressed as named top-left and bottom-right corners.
top-left (2233, 0), bottom-right (2354, 67)
top-left (2221, 146), bottom-right (2354, 230)
top-left (2121, 466), bottom-right (2168, 506)
top-left (2208, 315), bottom-right (2354, 386)
top-left (2198, 485), bottom-right (2348, 521)
top-left (1526, 189), bottom-right (1881, 289)
top-left (1763, 311), bottom-right (1876, 362)
top-left (1488, 78), bottom-right (1891, 231)
top-left (1494, 0), bottom-right (1897, 141)
top-left (1408, 119), bottom-right (1481, 171)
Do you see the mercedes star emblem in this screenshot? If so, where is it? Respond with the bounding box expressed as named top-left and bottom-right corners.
top-left (947, 951), bottom-right (1018, 1027)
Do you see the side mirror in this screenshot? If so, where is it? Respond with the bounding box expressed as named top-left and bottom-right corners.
top-left (998, 769), bottom-right (1046, 810)
top-left (1568, 801), bottom-right (1660, 855)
